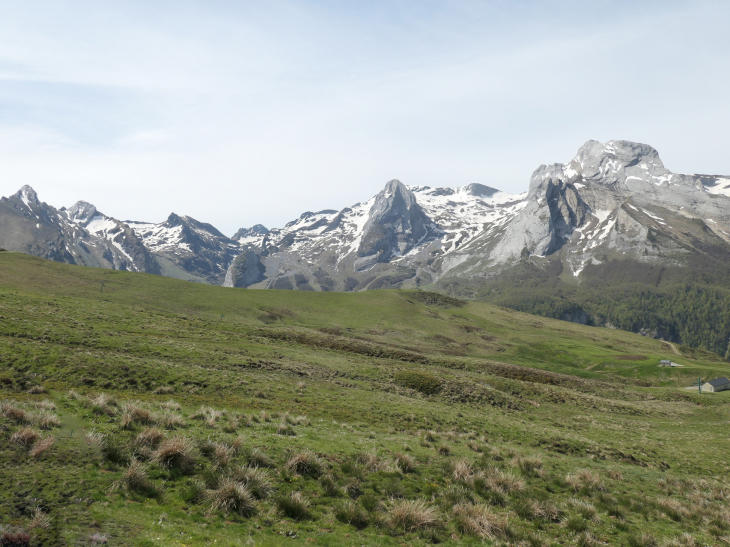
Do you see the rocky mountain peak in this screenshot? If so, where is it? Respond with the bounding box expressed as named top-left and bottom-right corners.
top-left (66, 201), bottom-right (98, 223)
top-left (354, 179), bottom-right (437, 271)
top-left (14, 185), bottom-right (40, 208)
top-left (463, 183), bottom-right (499, 198)
top-left (232, 224), bottom-right (269, 240)
top-left (565, 139), bottom-right (665, 188)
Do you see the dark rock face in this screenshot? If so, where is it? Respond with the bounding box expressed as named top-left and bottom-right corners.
top-left (223, 247), bottom-right (267, 288)
top-left (354, 180), bottom-right (438, 271)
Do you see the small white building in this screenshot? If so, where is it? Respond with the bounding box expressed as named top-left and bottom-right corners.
top-left (702, 377), bottom-right (730, 393)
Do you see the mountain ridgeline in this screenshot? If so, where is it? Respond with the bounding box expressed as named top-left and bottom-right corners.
top-left (3, 140), bottom-right (730, 356)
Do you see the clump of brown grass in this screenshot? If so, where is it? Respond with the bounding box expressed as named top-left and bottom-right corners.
top-left (486, 469), bottom-right (525, 494)
top-left (85, 429), bottom-right (105, 447)
top-left (511, 455), bottom-right (543, 477)
top-left (153, 436), bottom-right (195, 472)
top-left (33, 410), bottom-right (61, 430)
top-left (576, 531), bottom-right (600, 547)
top-left (231, 435), bottom-right (244, 455)
top-left (423, 430), bottom-right (438, 443)
top-left (161, 412), bottom-right (186, 430)
top-left (136, 428), bottom-right (165, 448)
top-left (452, 503), bottom-right (506, 539)
top-left (389, 500), bottom-right (439, 532)
top-left (30, 436), bottom-right (55, 458)
top-left (27, 506), bottom-right (51, 530)
top-left (33, 400), bottom-right (56, 411)
top-left (657, 497), bottom-right (690, 520)
top-left (394, 452), bottom-right (416, 473)
top-left (566, 469), bottom-right (605, 492)
top-left (285, 450), bottom-right (323, 477)
top-left (229, 466), bottom-right (273, 499)
top-left (27, 385), bottom-right (47, 395)
top-left (120, 401), bottom-right (155, 429)
top-left (152, 386), bottom-right (175, 395)
top-left (1, 401), bottom-right (29, 423)
top-left (11, 427), bottom-right (40, 447)
top-left (90, 393), bottom-right (117, 416)
top-left (437, 444), bottom-right (451, 456)
top-left (607, 469), bottom-right (624, 481)
top-left (276, 423), bottom-right (296, 436)
top-left (207, 477), bottom-right (255, 516)
top-left (212, 442), bottom-right (234, 468)
top-left (159, 399), bottom-right (181, 411)
top-left (247, 448), bottom-right (275, 469)
top-left (662, 533), bottom-right (698, 547)
top-left (276, 491), bottom-right (310, 520)
top-left (567, 499), bottom-right (599, 522)
top-left (452, 459), bottom-right (473, 483)
top-left (357, 452), bottom-right (386, 472)
top-left (122, 460), bottom-right (151, 492)
top-left (259, 410), bottom-right (271, 422)
top-left (334, 499), bottom-right (369, 529)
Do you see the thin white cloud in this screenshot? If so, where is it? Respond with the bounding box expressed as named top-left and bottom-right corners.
top-left (0, 1), bottom-right (728, 235)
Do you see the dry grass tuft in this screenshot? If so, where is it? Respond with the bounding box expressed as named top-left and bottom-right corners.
top-left (159, 400), bottom-right (181, 411)
top-left (33, 400), bottom-right (56, 411)
top-left (90, 393), bottom-right (117, 416)
top-left (120, 402), bottom-right (155, 429)
top-left (662, 533), bottom-right (698, 547)
top-left (152, 386), bottom-right (175, 395)
top-left (207, 477), bottom-right (255, 516)
top-left (437, 444), bottom-right (451, 456)
top-left (607, 469), bottom-right (624, 481)
top-left (452, 458), bottom-right (473, 482)
top-left (27, 385), bottom-right (47, 395)
top-left (276, 492), bottom-right (310, 520)
top-left (135, 428), bottom-right (165, 448)
top-left (394, 452), bottom-right (416, 473)
top-left (357, 452), bottom-right (386, 472)
top-left (11, 427), bottom-right (40, 447)
top-left (29, 436), bottom-right (55, 458)
top-left (247, 448), bottom-right (275, 469)
top-left (486, 469), bottom-right (525, 494)
top-left (389, 499), bottom-right (439, 532)
top-left (285, 450), bottom-right (323, 477)
top-left (27, 506), bottom-right (51, 530)
top-left (566, 469), bottom-right (605, 492)
top-left (153, 436), bottom-right (195, 472)
top-left (567, 498), bottom-right (599, 522)
top-left (511, 455), bottom-right (543, 476)
top-left (162, 412), bottom-right (186, 430)
top-left (229, 466), bottom-right (273, 499)
top-left (212, 442), bottom-right (234, 468)
top-left (33, 410), bottom-right (61, 430)
top-left (122, 460), bottom-right (151, 492)
top-left (1, 402), bottom-right (29, 423)
top-left (453, 503), bottom-right (506, 539)
top-left (334, 499), bottom-right (369, 529)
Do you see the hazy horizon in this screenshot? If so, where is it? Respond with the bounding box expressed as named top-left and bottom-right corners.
top-left (1, 1), bottom-right (729, 234)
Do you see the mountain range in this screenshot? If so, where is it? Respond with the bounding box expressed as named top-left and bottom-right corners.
top-left (3, 139), bottom-right (730, 355)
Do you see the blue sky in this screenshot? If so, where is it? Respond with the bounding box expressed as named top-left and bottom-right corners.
top-left (1, 0), bottom-right (728, 234)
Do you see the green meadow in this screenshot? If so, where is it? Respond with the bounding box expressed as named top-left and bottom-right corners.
top-left (1, 251), bottom-right (729, 546)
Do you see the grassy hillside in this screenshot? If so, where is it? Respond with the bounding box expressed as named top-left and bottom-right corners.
top-left (1, 251), bottom-right (729, 546)
top-left (440, 256), bottom-right (730, 359)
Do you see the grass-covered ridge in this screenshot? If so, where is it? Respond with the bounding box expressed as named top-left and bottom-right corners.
top-left (1, 251), bottom-right (730, 546)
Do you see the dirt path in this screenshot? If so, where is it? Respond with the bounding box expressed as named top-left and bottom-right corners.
top-left (666, 342), bottom-right (682, 356)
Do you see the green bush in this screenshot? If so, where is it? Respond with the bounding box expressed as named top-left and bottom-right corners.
top-left (394, 370), bottom-right (442, 395)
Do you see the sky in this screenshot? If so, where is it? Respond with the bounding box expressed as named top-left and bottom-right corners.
top-left (1, 0), bottom-right (729, 235)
